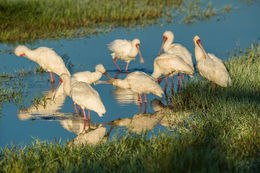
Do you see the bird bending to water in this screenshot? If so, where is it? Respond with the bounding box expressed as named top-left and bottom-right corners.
top-left (14, 45), bottom-right (70, 86)
top-left (58, 73), bottom-right (106, 129)
top-left (71, 64), bottom-right (107, 85)
top-left (108, 38), bottom-right (144, 72)
top-left (102, 71), bottom-right (163, 113)
top-left (159, 31), bottom-right (194, 87)
top-left (193, 36), bottom-right (232, 87)
top-left (152, 53), bottom-right (194, 92)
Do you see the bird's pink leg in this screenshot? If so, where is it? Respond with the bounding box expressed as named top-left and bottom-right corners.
top-left (82, 108), bottom-right (87, 131)
top-left (73, 102), bottom-right (78, 115)
top-left (144, 93), bottom-right (147, 113)
top-left (88, 109), bottom-right (91, 129)
top-left (51, 82), bottom-right (54, 92)
top-left (164, 76), bottom-right (168, 92)
top-left (113, 57), bottom-right (121, 72)
top-left (78, 105), bottom-right (82, 115)
top-left (212, 82), bottom-right (216, 89)
top-left (125, 62), bottom-right (129, 73)
top-left (138, 94), bottom-right (143, 113)
top-left (178, 73), bottom-right (180, 92)
top-left (171, 76), bottom-right (174, 94)
top-left (50, 72), bottom-right (55, 83)
top-left (182, 73), bottom-right (185, 87)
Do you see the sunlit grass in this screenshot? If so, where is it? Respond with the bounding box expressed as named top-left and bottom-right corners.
top-left (0, 43), bottom-right (259, 172)
top-left (0, 0), bottom-right (232, 43)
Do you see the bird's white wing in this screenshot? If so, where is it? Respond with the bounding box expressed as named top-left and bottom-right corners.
top-left (208, 53), bottom-right (228, 72)
top-left (167, 44), bottom-right (194, 70)
top-left (155, 54), bottom-right (193, 75)
top-left (35, 47), bottom-right (70, 76)
top-left (108, 39), bottom-right (132, 57)
top-left (71, 82), bottom-right (106, 116)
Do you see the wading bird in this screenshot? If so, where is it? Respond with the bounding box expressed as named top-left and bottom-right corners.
top-left (108, 38), bottom-right (144, 72)
top-left (14, 45), bottom-right (70, 86)
top-left (152, 53), bottom-right (194, 92)
top-left (71, 64), bottom-right (107, 84)
top-left (57, 73), bottom-right (106, 129)
top-left (101, 71), bottom-right (163, 113)
top-left (193, 36), bottom-right (232, 88)
top-left (159, 31), bottom-right (194, 87)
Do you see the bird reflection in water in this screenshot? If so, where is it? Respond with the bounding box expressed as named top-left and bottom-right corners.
top-left (18, 82), bottom-right (66, 121)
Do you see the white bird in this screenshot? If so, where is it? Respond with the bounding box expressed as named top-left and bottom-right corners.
top-left (103, 71), bottom-right (163, 113)
top-left (152, 53), bottom-right (194, 92)
top-left (71, 64), bottom-right (107, 84)
top-left (193, 36), bottom-right (232, 87)
top-left (159, 31), bottom-right (194, 87)
top-left (58, 73), bottom-right (106, 128)
top-left (14, 45), bottom-right (71, 84)
top-left (108, 38), bottom-right (144, 72)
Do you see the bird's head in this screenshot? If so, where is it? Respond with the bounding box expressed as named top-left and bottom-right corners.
top-left (193, 35), bottom-right (201, 46)
top-left (95, 64), bottom-right (106, 74)
top-left (159, 30), bottom-right (174, 55)
top-left (14, 45), bottom-right (29, 57)
top-left (132, 38), bottom-right (144, 64)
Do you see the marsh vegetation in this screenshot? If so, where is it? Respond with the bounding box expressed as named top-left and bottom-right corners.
top-left (0, 0), bottom-right (233, 43)
top-left (0, 43), bottom-right (259, 172)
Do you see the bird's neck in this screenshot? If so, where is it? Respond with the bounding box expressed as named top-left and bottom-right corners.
top-left (195, 44), bottom-right (206, 62)
top-left (114, 79), bottom-right (130, 89)
top-left (129, 44), bottom-right (138, 57)
top-left (63, 78), bottom-right (72, 97)
top-left (151, 70), bottom-right (161, 79)
top-left (163, 37), bottom-right (174, 52)
top-left (92, 71), bottom-right (103, 82)
top-left (24, 49), bottom-right (39, 62)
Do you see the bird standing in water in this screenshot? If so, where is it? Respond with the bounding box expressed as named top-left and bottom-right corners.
top-left (108, 38), bottom-right (144, 72)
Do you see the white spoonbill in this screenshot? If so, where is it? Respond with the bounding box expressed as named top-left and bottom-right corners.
top-left (58, 73), bottom-right (106, 128)
top-left (102, 71), bottom-right (163, 113)
top-left (14, 45), bottom-right (70, 83)
top-left (108, 38), bottom-right (144, 72)
top-left (159, 31), bottom-right (194, 86)
top-left (193, 36), bottom-right (232, 87)
top-left (152, 53), bottom-right (194, 92)
top-left (71, 64), bottom-right (107, 84)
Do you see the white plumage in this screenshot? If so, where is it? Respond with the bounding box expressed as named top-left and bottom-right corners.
top-left (59, 73), bottom-right (106, 127)
top-left (152, 53), bottom-right (194, 91)
top-left (71, 64), bottom-right (106, 84)
top-left (159, 31), bottom-right (194, 70)
top-left (103, 71), bottom-right (163, 113)
top-left (108, 38), bottom-right (144, 72)
top-left (14, 45), bottom-right (70, 82)
top-left (109, 71), bottom-right (163, 97)
top-left (193, 36), bottom-right (232, 87)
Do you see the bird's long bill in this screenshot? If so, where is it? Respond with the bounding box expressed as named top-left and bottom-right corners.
top-left (103, 71), bottom-right (112, 80)
top-left (137, 46), bottom-right (144, 64)
top-left (52, 82), bottom-right (62, 100)
top-left (197, 39), bottom-right (207, 56)
top-left (95, 80), bottom-right (112, 85)
top-left (159, 36), bottom-right (167, 56)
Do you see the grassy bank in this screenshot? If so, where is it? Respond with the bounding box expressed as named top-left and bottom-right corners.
top-left (0, 43), bottom-right (259, 172)
top-left (0, 0), bottom-right (232, 43)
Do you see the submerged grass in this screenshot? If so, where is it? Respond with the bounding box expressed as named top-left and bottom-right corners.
top-left (0, 0), bottom-right (232, 43)
top-left (0, 43), bottom-right (259, 172)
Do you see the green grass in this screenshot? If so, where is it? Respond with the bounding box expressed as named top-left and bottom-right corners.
top-left (0, 43), bottom-right (259, 172)
top-left (0, 0), bottom-right (232, 43)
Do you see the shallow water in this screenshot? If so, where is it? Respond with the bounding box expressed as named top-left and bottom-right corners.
top-left (0, 1), bottom-right (259, 147)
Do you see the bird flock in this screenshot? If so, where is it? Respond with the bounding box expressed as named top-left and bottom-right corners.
top-left (14, 30), bottom-right (232, 129)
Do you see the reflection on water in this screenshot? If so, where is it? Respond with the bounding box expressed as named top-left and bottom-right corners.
top-left (112, 87), bottom-right (139, 105)
top-left (67, 125), bottom-right (107, 147)
top-left (18, 82), bottom-right (66, 120)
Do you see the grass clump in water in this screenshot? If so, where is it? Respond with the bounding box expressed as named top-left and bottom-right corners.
top-left (0, 43), bottom-right (259, 172)
top-left (0, 0), bottom-right (232, 43)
